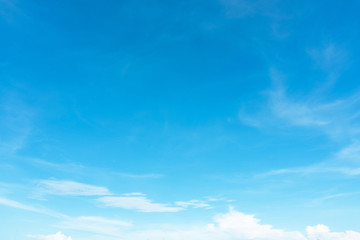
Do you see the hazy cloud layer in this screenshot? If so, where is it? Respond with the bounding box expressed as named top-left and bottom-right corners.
top-left (28, 232), bottom-right (72, 240)
top-left (27, 208), bottom-right (360, 240)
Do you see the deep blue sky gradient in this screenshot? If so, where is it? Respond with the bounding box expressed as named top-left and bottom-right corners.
top-left (1, 1), bottom-right (360, 239)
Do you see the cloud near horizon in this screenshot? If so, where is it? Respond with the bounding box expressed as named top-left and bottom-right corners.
top-left (27, 232), bottom-right (72, 240)
top-left (27, 208), bottom-right (360, 240)
top-left (58, 216), bottom-right (131, 237)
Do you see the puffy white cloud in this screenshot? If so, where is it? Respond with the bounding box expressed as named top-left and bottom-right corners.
top-left (38, 180), bottom-right (112, 196)
top-left (307, 224), bottom-right (360, 240)
top-left (27, 232), bottom-right (72, 240)
top-left (207, 207), bottom-right (306, 240)
top-left (97, 195), bottom-right (183, 212)
top-left (105, 208), bottom-right (306, 240)
top-left (27, 209), bottom-right (360, 240)
top-left (125, 209), bottom-right (360, 240)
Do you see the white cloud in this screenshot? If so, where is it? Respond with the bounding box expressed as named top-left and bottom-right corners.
top-left (241, 67), bottom-right (360, 141)
top-left (261, 140), bottom-right (360, 178)
top-left (262, 165), bottom-right (360, 177)
top-left (336, 141), bottom-right (360, 162)
top-left (207, 207), bottom-right (306, 240)
top-left (127, 209), bottom-right (360, 240)
top-left (27, 208), bottom-right (360, 240)
top-left (38, 180), bottom-right (112, 196)
top-left (309, 192), bottom-right (360, 206)
top-left (123, 192), bottom-right (146, 196)
top-left (0, 196), bottom-right (68, 218)
top-left (174, 200), bottom-right (211, 209)
top-left (121, 208), bottom-right (304, 240)
top-left (27, 232), bottom-right (72, 240)
top-left (239, 70), bottom-right (335, 130)
top-left (267, 69), bottom-right (331, 127)
top-left (58, 216), bottom-right (131, 236)
top-left (116, 173), bottom-right (164, 179)
top-left (306, 224), bottom-right (360, 240)
top-left (1, 196), bottom-right (131, 238)
top-left (242, 68), bottom-right (360, 179)
top-left (97, 194), bottom-right (183, 212)
top-left (0, 196), bottom-right (41, 212)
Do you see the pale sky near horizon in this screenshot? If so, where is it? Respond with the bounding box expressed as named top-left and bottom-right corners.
top-left (1, 0), bottom-right (360, 240)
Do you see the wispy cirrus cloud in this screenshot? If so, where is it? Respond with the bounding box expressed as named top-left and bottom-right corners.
top-left (1, 196), bottom-right (131, 238)
top-left (0, 196), bottom-right (42, 212)
top-left (240, 41), bottom-right (356, 140)
top-left (58, 216), bottom-right (131, 237)
top-left (308, 191), bottom-right (360, 207)
top-left (174, 199), bottom-right (212, 209)
top-left (265, 68), bottom-right (360, 137)
top-left (307, 44), bottom-right (348, 72)
top-left (34, 180), bottom-right (212, 212)
top-left (37, 180), bottom-right (112, 196)
top-left (267, 79), bottom-right (330, 127)
top-left (0, 0), bottom-right (24, 22)
top-left (260, 140), bottom-right (360, 178)
top-left (0, 92), bottom-right (35, 156)
top-left (115, 173), bottom-right (164, 179)
top-left (240, 52), bottom-right (360, 178)
top-left (336, 141), bottom-right (360, 162)
top-left (0, 196), bottom-right (66, 218)
top-left (24, 158), bottom-right (164, 181)
top-left (263, 166), bottom-right (360, 177)
top-left (97, 194), bottom-right (184, 213)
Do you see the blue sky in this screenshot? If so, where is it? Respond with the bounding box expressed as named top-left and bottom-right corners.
top-left (1, 0), bottom-right (360, 239)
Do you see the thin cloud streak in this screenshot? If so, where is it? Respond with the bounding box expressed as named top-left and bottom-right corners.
top-left (261, 166), bottom-right (360, 177)
top-left (0, 196), bottom-right (66, 218)
top-left (308, 191), bottom-right (360, 206)
top-left (37, 180), bottom-right (113, 196)
top-left (57, 216), bottom-right (131, 237)
top-left (174, 200), bottom-right (212, 209)
top-left (259, 141), bottom-right (360, 178)
top-left (1, 196), bottom-right (131, 238)
top-left (0, 93), bottom-right (35, 156)
top-left (97, 195), bottom-right (184, 213)
top-left (115, 173), bottom-right (164, 179)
